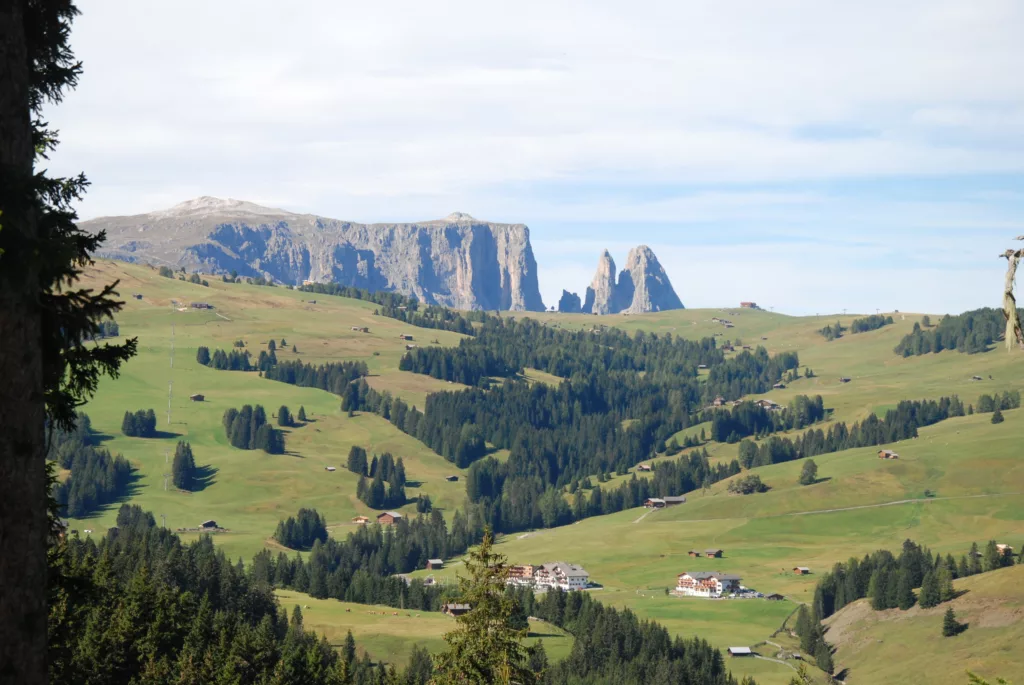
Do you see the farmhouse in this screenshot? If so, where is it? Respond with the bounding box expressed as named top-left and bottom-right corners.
top-left (534, 562), bottom-right (590, 591)
top-left (712, 396), bottom-right (727, 407)
top-left (189, 393), bottom-right (205, 402)
top-left (728, 647), bottom-right (753, 657)
top-left (352, 516), bottom-right (370, 524)
top-left (377, 511), bottom-right (403, 525)
top-left (740, 302), bottom-right (757, 309)
top-left (398, 334), bottom-right (414, 341)
top-left (755, 399), bottom-right (781, 411)
top-left (793, 567), bottom-right (811, 575)
top-left (704, 549), bottom-right (723, 558)
top-left (878, 450), bottom-right (900, 459)
top-left (445, 475), bottom-right (459, 482)
top-left (663, 496), bottom-right (687, 506)
top-left (644, 498), bottom-right (666, 508)
top-left (997, 544), bottom-right (1014, 554)
top-left (637, 464), bottom-right (652, 472)
top-left (676, 572), bottom-right (742, 598)
top-left (199, 520), bottom-right (218, 530)
top-left (427, 559), bottom-right (444, 570)
top-left (443, 603), bottom-right (471, 617)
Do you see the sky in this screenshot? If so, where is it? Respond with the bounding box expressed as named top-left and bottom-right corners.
top-left (45, 1), bottom-right (1024, 315)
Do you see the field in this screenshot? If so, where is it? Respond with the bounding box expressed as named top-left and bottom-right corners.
top-left (76, 261), bottom-right (1024, 682)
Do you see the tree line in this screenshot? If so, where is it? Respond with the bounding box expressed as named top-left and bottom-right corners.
top-left (850, 314), bottom-right (894, 333)
top-left (273, 507), bottom-right (328, 550)
top-left (50, 504), bottom-right (393, 685)
top-left (196, 345), bottom-right (254, 371)
top-left (49, 412), bottom-right (133, 518)
top-left (83, 319), bottom-right (119, 340)
top-left (708, 395), bottom-right (826, 443)
top-left (262, 358), bottom-right (368, 394)
top-left (894, 307), bottom-right (1022, 356)
top-left (120, 408), bottom-right (157, 437)
top-left (736, 394), bottom-right (967, 468)
top-left (222, 404), bottom-right (286, 453)
top-left (351, 449), bottom-right (409, 510)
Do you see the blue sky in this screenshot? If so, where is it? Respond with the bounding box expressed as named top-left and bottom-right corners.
top-left (47, 1), bottom-right (1024, 315)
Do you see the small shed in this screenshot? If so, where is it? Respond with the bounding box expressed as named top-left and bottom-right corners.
top-left (728, 647), bottom-right (753, 657)
top-left (427, 559), bottom-right (444, 570)
top-left (765, 593), bottom-right (785, 601)
top-left (443, 603), bottom-right (471, 617)
top-left (325, 466), bottom-right (336, 472)
top-left (793, 567), bottom-right (810, 575)
top-left (644, 498), bottom-right (666, 508)
top-left (663, 495), bottom-right (687, 506)
top-left (445, 475), bottom-right (459, 482)
top-left (637, 464), bottom-right (652, 472)
top-left (838, 377), bottom-right (852, 383)
top-left (772, 382), bottom-right (786, 390)
top-left (878, 449), bottom-right (899, 459)
top-left (190, 393), bottom-right (205, 402)
top-left (688, 550), bottom-right (702, 557)
top-left (377, 511), bottom-right (403, 525)
top-left (352, 516), bottom-right (369, 525)
top-left (200, 520), bottom-right (218, 530)
top-left (399, 334), bottom-right (414, 341)
top-left (705, 549), bottom-right (723, 558)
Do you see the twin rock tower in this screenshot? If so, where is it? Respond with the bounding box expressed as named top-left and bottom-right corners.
top-left (558, 246), bottom-right (683, 314)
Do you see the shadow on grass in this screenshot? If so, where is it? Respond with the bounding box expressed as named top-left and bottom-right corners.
top-left (152, 430), bottom-right (183, 440)
top-left (527, 631), bottom-right (562, 639)
top-left (193, 464), bottom-right (218, 492)
top-left (810, 476), bottom-right (833, 485)
top-left (68, 471), bottom-right (145, 521)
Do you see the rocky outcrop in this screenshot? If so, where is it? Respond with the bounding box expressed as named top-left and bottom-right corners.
top-left (81, 198), bottom-right (545, 311)
top-left (577, 246), bottom-right (683, 314)
top-left (557, 290), bottom-right (582, 313)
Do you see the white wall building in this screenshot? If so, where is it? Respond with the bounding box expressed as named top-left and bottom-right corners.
top-left (507, 562), bottom-right (590, 591)
top-left (676, 572), bottom-right (742, 598)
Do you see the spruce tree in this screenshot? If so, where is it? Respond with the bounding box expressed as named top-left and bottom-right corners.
top-left (991, 408), bottom-right (1005, 424)
top-left (814, 640), bottom-right (833, 674)
top-left (799, 459), bottom-right (818, 486)
top-left (196, 346), bottom-right (210, 365)
top-left (896, 569), bottom-right (916, 610)
top-left (919, 570), bottom-right (940, 608)
top-left (968, 543), bottom-right (983, 575)
top-left (268, 339), bottom-right (276, 352)
top-left (297, 406), bottom-right (307, 422)
top-left (942, 606), bottom-right (960, 637)
top-left (869, 569), bottom-right (889, 610)
top-left (172, 440), bottom-right (196, 491)
top-left (277, 405), bottom-right (292, 427)
top-left (431, 529), bottom-right (535, 684)
top-left (983, 540), bottom-right (1003, 572)
top-left (937, 566), bottom-right (956, 602)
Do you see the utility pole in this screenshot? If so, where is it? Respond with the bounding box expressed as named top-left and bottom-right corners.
top-left (167, 380), bottom-right (173, 426)
top-left (162, 473), bottom-right (169, 491)
top-left (161, 514), bottom-right (166, 529)
top-left (170, 323), bottom-right (174, 369)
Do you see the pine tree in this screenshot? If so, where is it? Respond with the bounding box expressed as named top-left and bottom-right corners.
top-left (968, 543), bottom-right (983, 575)
top-left (268, 339), bottom-right (276, 352)
top-left (937, 566), bottom-right (956, 602)
top-left (983, 540), bottom-right (1003, 572)
top-left (431, 529), bottom-right (535, 684)
top-left (172, 441), bottom-right (196, 491)
top-left (869, 569), bottom-right (889, 610)
top-left (278, 405), bottom-right (292, 427)
top-left (196, 346), bottom-right (211, 365)
top-left (814, 640), bottom-right (833, 674)
top-left (342, 630), bottom-right (356, 666)
top-left (297, 406), bottom-right (307, 422)
top-left (919, 570), bottom-right (940, 608)
top-left (991, 408), bottom-right (1005, 424)
top-left (897, 569), bottom-right (916, 610)
top-left (942, 606), bottom-right (961, 637)
top-left (799, 459), bottom-right (818, 486)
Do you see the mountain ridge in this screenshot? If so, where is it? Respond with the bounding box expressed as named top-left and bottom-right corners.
top-left (562, 246), bottom-right (683, 314)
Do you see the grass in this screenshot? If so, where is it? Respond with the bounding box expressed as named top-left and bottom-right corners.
top-left (77, 261), bottom-right (1024, 682)
top-left (274, 590), bottom-right (573, 668)
top-left (825, 565), bottom-right (1024, 685)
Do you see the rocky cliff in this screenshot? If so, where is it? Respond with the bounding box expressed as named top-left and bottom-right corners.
top-left (81, 197), bottom-right (545, 311)
top-left (577, 245), bottom-right (683, 314)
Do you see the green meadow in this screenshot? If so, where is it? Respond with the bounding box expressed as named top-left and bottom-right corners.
top-left (77, 261), bottom-right (1024, 682)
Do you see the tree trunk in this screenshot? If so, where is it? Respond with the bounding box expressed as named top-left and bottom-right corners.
top-left (0, 2), bottom-right (48, 683)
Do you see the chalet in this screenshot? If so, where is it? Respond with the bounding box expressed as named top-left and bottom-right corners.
top-left (664, 495), bottom-right (687, 506)
top-left (199, 520), bottom-right (218, 530)
top-left (704, 549), bottom-right (723, 558)
top-left (535, 562), bottom-right (590, 591)
top-left (755, 399), bottom-right (781, 411)
top-left (644, 498), bottom-right (666, 508)
top-left (325, 466), bottom-right (336, 472)
top-left (997, 544), bottom-right (1014, 555)
top-left (398, 334), bottom-right (414, 341)
top-left (190, 302), bottom-right (212, 309)
top-left (878, 450), bottom-right (899, 460)
top-left (688, 550), bottom-right (702, 557)
top-left (352, 516), bottom-right (370, 524)
top-left (427, 559), bottom-right (444, 570)
top-left (765, 593), bottom-right (785, 601)
top-left (377, 511), bottom-right (403, 525)
top-left (740, 302), bottom-right (757, 309)
top-left (838, 377), bottom-right (852, 383)
top-left (189, 393), bottom-right (205, 402)
top-left (772, 382), bottom-right (786, 390)
top-left (507, 565), bottom-right (538, 587)
top-left (728, 647), bottom-right (753, 657)
top-left (712, 396), bottom-right (727, 408)
top-left (676, 571), bottom-right (742, 598)
top-left (793, 567), bottom-right (810, 575)
top-left (443, 603), bottom-right (471, 617)
top-left (637, 464), bottom-right (652, 472)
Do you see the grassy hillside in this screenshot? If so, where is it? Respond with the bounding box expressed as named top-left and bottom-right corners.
top-left (76, 261), bottom-right (1024, 682)
top-left (825, 565), bottom-right (1024, 684)
top-left (73, 261), bottom-right (468, 560)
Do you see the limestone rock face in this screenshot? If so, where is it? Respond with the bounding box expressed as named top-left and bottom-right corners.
top-left (81, 197), bottom-right (545, 311)
top-left (576, 245), bottom-right (682, 314)
top-left (582, 250), bottom-right (618, 314)
top-left (557, 290), bottom-right (582, 313)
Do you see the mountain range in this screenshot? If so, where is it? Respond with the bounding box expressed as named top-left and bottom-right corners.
top-left (80, 197), bottom-right (684, 314)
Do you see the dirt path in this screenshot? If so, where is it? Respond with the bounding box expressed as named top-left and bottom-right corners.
top-left (784, 491), bottom-right (1024, 518)
top-left (634, 508), bottom-right (657, 524)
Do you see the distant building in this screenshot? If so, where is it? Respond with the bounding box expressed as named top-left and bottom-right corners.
top-left (772, 382), bottom-right (786, 390)
top-left (698, 364), bottom-right (708, 370)
top-left (445, 475), bottom-right (459, 482)
top-left (189, 393), bottom-right (205, 402)
top-left (427, 559), bottom-right (444, 570)
top-left (878, 450), bottom-right (899, 460)
top-left (644, 498), bottom-right (666, 508)
top-left (663, 496), bottom-right (687, 506)
top-left (765, 593), bottom-right (785, 601)
top-left (377, 511), bottom-right (403, 525)
top-left (676, 572), bottom-right (742, 598)
top-left (712, 396), bottom-right (727, 407)
top-left (398, 334), bottom-right (414, 341)
top-left (793, 567), bottom-right (811, 575)
top-left (838, 377), bottom-right (852, 383)
top-left (688, 550), bottom-right (702, 557)
top-left (756, 399), bottom-right (781, 411)
top-left (443, 603), bottom-right (471, 617)
top-left (406, 344), bottom-right (417, 350)
top-left (190, 302), bottom-right (213, 309)
top-left (200, 520), bottom-right (218, 530)
top-left (704, 549), bottom-right (723, 558)
top-left (534, 562), bottom-right (590, 591)
top-left (740, 302), bottom-right (757, 309)
top-left (507, 565), bottom-right (538, 587)
top-left (728, 647), bottom-right (753, 657)
top-left (637, 464), bottom-right (652, 472)
top-left (352, 516), bottom-right (370, 524)
top-left (351, 326), bottom-right (370, 333)
top-left (325, 466), bottom-right (336, 471)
